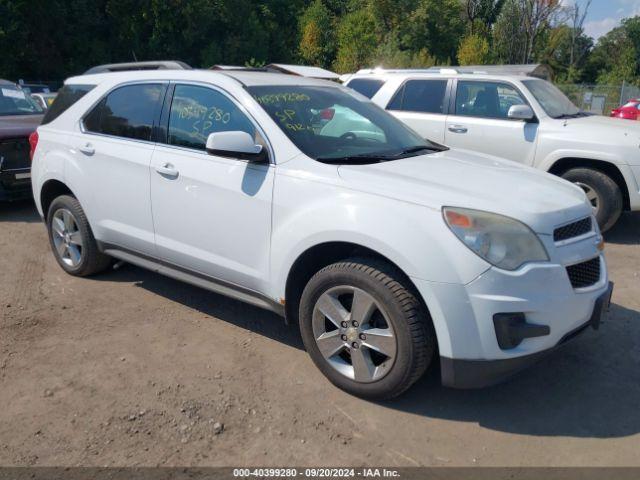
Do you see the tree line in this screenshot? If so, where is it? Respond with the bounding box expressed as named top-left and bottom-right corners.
top-left (1, 0), bottom-right (639, 85)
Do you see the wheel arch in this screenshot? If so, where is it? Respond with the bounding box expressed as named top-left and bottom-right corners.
top-left (283, 241), bottom-right (435, 339)
top-left (40, 179), bottom-right (76, 218)
top-left (547, 158), bottom-right (630, 210)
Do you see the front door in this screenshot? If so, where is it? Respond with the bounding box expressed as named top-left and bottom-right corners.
top-left (150, 83), bottom-right (274, 291)
top-left (445, 80), bottom-right (539, 165)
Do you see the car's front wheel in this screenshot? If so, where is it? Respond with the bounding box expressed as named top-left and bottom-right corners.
top-left (46, 195), bottom-right (111, 276)
top-left (299, 259), bottom-right (435, 399)
top-left (561, 168), bottom-right (623, 232)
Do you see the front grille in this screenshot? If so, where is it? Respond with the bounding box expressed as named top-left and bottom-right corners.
top-left (554, 217), bottom-right (592, 242)
top-left (566, 257), bottom-right (601, 289)
top-left (0, 138), bottom-right (30, 171)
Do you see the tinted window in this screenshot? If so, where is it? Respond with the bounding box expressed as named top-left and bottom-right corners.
top-left (84, 84), bottom-right (164, 141)
top-left (455, 81), bottom-right (527, 119)
top-left (42, 84), bottom-right (94, 125)
top-left (346, 79), bottom-right (385, 99)
top-left (387, 80), bottom-right (448, 114)
top-left (167, 84), bottom-right (256, 150)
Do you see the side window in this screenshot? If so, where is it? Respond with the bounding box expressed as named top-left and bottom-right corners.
top-left (167, 84), bottom-right (256, 150)
top-left (84, 83), bottom-right (164, 141)
top-left (345, 78), bottom-right (385, 99)
top-left (386, 80), bottom-right (448, 114)
top-left (455, 81), bottom-right (527, 119)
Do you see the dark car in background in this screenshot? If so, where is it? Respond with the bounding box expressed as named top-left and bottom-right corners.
top-left (0, 79), bottom-right (44, 201)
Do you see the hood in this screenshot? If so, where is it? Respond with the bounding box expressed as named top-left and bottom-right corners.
top-left (0, 114), bottom-right (43, 139)
top-left (563, 114), bottom-right (640, 143)
top-left (337, 149), bottom-right (591, 235)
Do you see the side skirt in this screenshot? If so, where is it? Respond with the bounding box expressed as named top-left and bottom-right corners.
top-left (98, 242), bottom-right (285, 317)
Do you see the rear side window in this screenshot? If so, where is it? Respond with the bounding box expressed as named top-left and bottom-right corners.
top-left (41, 84), bottom-right (95, 125)
top-left (387, 80), bottom-right (448, 114)
top-left (167, 84), bottom-right (256, 150)
top-left (83, 83), bottom-right (164, 141)
top-left (345, 78), bottom-right (386, 99)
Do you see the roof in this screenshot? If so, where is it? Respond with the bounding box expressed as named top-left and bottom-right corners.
top-left (0, 79), bottom-right (16, 86)
top-left (352, 64), bottom-right (553, 81)
top-left (266, 64), bottom-right (339, 80)
top-left (66, 69), bottom-right (341, 88)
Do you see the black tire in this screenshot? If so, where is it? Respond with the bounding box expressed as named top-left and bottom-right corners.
top-left (46, 195), bottom-right (111, 277)
top-left (299, 258), bottom-right (435, 400)
top-left (561, 168), bottom-right (623, 233)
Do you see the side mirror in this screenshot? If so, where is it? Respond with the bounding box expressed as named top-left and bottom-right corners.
top-left (205, 131), bottom-right (267, 162)
top-left (507, 104), bottom-right (535, 121)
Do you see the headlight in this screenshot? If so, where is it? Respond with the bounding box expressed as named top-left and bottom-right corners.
top-left (443, 207), bottom-right (549, 271)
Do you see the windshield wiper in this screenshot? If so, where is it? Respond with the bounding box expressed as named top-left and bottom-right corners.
top-left (553, 111), bottom-right (590, 119)
top-left (317, 144), bottom-right (446, 164)
top-left (316, 154), bottom-right (392, 164)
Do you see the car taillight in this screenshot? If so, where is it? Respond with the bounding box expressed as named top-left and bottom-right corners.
top-left (29, 130), bottom-right (39, 161)
top-left (320, 108), bottom-right (335, 120)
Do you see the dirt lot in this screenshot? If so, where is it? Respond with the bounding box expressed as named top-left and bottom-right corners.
top-left (0, 200), bottom-right (639, 467)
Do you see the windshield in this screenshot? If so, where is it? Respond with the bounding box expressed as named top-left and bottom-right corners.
top-left (522, 79), bottom-right (581, 119)
top-left (248, 85), bottom-right (442, 163)
top-left (0, 85), bottom-right (44, 116)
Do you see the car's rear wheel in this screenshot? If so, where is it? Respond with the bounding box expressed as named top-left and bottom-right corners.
top-left (299, 258), bottom-right (435, 399)
top-left (561, 168), bottom-right (623, 233)
top-left (46, 195), bottom-right (111, 276)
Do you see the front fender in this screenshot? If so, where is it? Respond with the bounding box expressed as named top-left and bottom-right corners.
top-left (268, 172), bottom-right (490, 300)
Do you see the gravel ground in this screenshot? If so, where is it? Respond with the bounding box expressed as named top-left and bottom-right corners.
top-left (1, 200), bottom-right (639, 467)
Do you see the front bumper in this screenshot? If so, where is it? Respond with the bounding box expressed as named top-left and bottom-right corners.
top-left (440, 282), bottom-right (613, 388)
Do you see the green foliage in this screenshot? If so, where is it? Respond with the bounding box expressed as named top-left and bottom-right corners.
top-left (3, 0), bottom-right (640, 88)
top-left (298, 0), bottom-right (336, 69)
top-left (333, 8), bottom-right (377, 72)
top-left (404, 0), bottom-right (465, 64)
top-left (457, 34), bottom-right (490, 65)
top-left (586, 20), bottom-right (640, 85)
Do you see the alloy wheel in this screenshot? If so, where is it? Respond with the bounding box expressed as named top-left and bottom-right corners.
top-left (575, 181), bottom-right (599, 214)
top-left (312, 285), bottom-right (397, 383)
top-left (51, 208), bottom-right (84, 267)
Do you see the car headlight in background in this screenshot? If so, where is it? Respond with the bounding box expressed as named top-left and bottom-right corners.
top-left (443, 207), bottom-right (549, 271)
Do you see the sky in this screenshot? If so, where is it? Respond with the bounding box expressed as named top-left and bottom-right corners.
top-left (577, 0), bottom-right (640, 40)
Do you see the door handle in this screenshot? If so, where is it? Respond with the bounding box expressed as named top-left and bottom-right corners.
top-left (448, 125), bottom-right (468, 134)
top-left (78, 143), bottom-right (95, 155)
top-left (155, 163), bottom-right (179, 178)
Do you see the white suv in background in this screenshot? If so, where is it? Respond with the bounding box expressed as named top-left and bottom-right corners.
top-left (345, 69), bottom-right (640, 231)
top-left (31, 66), bottom-right (612, 399)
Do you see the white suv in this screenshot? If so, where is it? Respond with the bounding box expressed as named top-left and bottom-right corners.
top-left (31, 67), bottom-right (612, 399)
top-left (345, 68), bottom-right (640, 231)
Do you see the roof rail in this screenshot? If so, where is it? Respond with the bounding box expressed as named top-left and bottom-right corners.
top-left (355, 67), bottom-right (491, 75)
top-left (83, 61), bottom-right (191, 75)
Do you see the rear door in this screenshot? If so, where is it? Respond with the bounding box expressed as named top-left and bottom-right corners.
top-left (444, 80), bottom-right (539, 164)
top-left (385, 78), bottom-right (450, 143)
top-left (69, 82), bottom-right (166, 254)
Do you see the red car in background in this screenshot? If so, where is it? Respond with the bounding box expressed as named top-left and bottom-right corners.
top-left (611, 99), bottom-right (640, 120)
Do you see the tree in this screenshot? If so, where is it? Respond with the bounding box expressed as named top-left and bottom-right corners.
top-left (458, 34), bottom-right (491, 65)
top-left (520, 0), bottom-right (564, 64)
top-left (464, 0), bottom-right (505, 33)
top-left (372, 34), bottom-right (436, 68)
top-left (404, 0), bottom-right (465, 64)
top-left (333, 9), bottom-right (378, 72)
top-left (298, 0), bottom-right (335, 69)
top-left (586, 23), bottom-right (639, 85)
top-left (493, 0), bottom-right (527, 63)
